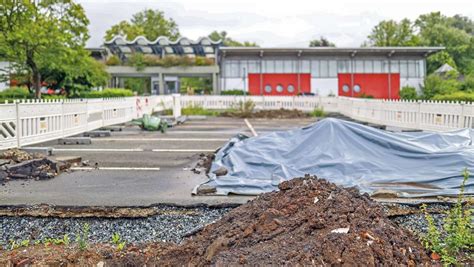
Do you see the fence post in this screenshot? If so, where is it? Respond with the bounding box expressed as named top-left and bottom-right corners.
top-left (15, 100), bottom-right (21, 148)
top-left (172, 94), bottom-right (181, 118)
top-left (458, 102), bottom-right (465, 128)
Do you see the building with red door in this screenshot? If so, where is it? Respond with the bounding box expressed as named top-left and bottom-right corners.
top-left (219, 47), bottom-right (443, 99)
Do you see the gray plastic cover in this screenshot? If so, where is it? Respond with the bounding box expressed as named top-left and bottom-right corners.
top-left (200, 118), bottom-right (474, 197)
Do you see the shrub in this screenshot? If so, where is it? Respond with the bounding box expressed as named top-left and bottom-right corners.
top-left (80, 88), bottom-right (134, 98)
top-left (181, 105), bottom-right (220, 116)
top-left (432, 91), bottom-right (474, 102)
top-left (422, 72), bottom-right (462, 99)
top-left (311, 107), bottom-right (325, 117)
top-left (0, 87), bottom-right (31, 99)
top-left (358, 93), bottom-right (374, 99)
top-left (221, 89), bottom-right (246, 95)
top-left (421, 169), bottom-right (473, 265)
top-left (399, 86), bottom-right (418, 100)
top-left (105, 55), bottom-right (121, 66)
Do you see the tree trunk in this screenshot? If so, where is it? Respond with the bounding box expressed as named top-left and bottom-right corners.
top-left (26, 53), bottom-right (41, 98)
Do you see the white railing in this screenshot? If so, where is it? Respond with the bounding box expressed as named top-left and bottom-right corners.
top-left (180, 95), bottom-right (474, 132)
top-left (0, 96), bottom-right (173, 149)
top-left (1, 95), bottom-right (472, 150)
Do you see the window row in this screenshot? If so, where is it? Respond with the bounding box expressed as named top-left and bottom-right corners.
top-left (223, 59), bottom-right (425, 79)
top-left (341, 84), bottom-right (362, 93)
top-left (264, 84), bottom-right (295, 94)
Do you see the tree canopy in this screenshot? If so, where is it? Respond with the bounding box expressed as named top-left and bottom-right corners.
top-left (0, 0), bottom-right (106, 97)
top-left (104, 9), bottom-right (180, 41)
top-left (309, 37), bottom-right (336, 47)
top-left (365, 12), bottom-right (474, 75)
top-left (208, 31), bottom-right (258, 47)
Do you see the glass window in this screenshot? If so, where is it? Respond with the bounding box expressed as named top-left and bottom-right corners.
top-left (311, 60), bottom-right (319, 77)
top-left (239, 60), bottom-right (247, 77)
top-left (373, 60), bottom-right (382, 73)
top-left (264, 84), bottom-right (272, 93)
top-left (284, 60), bottom-right (294, 73)
top-left (264, 60), bottom-right (274, 73)
top-left (364, 60), bottom-right (373, 73)
top-left (353, 84), bottom-right (361, 93)
top-left (418, 60), bottom-right (425, 78)
top-left (276, 84), bottom-right (284, 93)
top-left (391, 60), bottom-right (400, 73)
top-left (328, 60), bottom-right (337, 77)
top-left (381, 60), bottom-right (389, 73)
top-left (338, 60), bottom-right (350, 73)
top-left (400, 60), bottom-right (408, 78)
top-left (248, 60), bottom-right (259, 73)
top-left (275, 60), bottom-right (284, 73)
top-left (320, 60), bottom-right (329, 77)
top-left (342, 84), bottom-right (350, 93)
top-left (230, 61), bottom-right (240, 77)
top-left (287, 84), bottom-right (295, 93)
top-left (301, 60), bottom-right (310, 73)
top-left (203, 46), bottom-right (214, 53)
top-left (408, 60), bottom-right (416, 78)
top-left (183, 47), bottom-right (194, 54)
top-left (355, 60), bottom-right (364, 73)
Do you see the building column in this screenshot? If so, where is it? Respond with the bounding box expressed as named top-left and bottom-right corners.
top-left (158, 73), bottom-right (165, 95)
top-left (212, 72), bottom-right (219, 95)
top-left (118, 77), bottom-right (125, 88)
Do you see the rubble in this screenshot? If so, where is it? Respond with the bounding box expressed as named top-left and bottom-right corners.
top-left (221, 108), bottom-right (311, 119)
top-left (161, 176), bottom-right (432, 265)
top-left (0, 149), bottom-right (70, 183)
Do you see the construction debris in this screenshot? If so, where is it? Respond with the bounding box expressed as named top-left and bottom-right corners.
top-left (0, 149), bottom-right (69, 183)
top-left (131, 114), bottom-right (168, 132)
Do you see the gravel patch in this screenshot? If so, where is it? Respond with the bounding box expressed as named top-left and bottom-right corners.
top-left (0, 206), bottom-right (230, 249)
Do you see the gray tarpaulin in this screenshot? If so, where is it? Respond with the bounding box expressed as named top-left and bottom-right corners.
top-left (200, 118), bottom-right (474, 197)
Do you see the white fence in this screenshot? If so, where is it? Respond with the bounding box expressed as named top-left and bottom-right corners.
top-left (180, 95), bottom-right (474, 132)
top-left (0, 96), bottom-right (173, 149)
top-left (1, 95), bottom-right (473, 150)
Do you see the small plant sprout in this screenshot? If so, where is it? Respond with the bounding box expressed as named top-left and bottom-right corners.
top-left (422, 168), bottom-right (473, 265)
top-left (76, 223), bottom-right (90, 251)
top-left (111, 232), bottom-right (126, 251)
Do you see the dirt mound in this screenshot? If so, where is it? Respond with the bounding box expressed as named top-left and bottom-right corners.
top-left (222, 108), bottom-right (310, 119)
top-left (161, 175), bottom-right (431, 265)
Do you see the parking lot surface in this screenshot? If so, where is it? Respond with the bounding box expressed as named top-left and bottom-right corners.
top-left (1, 117), bottom-right (318, 206)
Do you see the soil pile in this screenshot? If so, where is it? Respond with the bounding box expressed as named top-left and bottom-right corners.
top-left (161, 175), bottom-right (431, 265)
top-left (222, 108), bottom-right (310, 119)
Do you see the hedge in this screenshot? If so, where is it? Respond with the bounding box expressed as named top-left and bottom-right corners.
top-left (221, 89), bottom-right (246, 95)
top-left (79, 88), bottom-right (134, 98)
top-left (432, 91), bottom-right (474, 102)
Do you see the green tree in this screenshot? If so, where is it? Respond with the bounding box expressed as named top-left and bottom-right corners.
top-left (422, 71), bottom-right (462, 99)
top-left (105, 9), bottom-right (180, 41)
top-left (0, 0), bottom-right (90, 98)
top-left (309, 37), bottom-right (335, 47)
top-left (426, 51), bottom-right (457, 74)
top-left (367, 19), bottom-right (419, 46)
top-left (208, 31), bottom-right (258, 47)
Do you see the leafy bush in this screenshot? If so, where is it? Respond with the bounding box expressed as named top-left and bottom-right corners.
top-left (432, 91), bottom-right (474, 102)
top-left (105, 55), bottom-right (121, 66)
top-left (358, 93), bottom-right (374, 99)
top-left (421, 169), bottom-right (473, 265)
top-left (221, 89), bottom-right (246, 95)
top-left (181, 105), bottom-right (220, 116)
top-left (399, 86), bottom-right (418, 100)
top-left (80, 88), bottom-right (134, 98)
top-left (311, 107), bottom-right (325, 117)
top-left (422, 72), bottom-right (462, 99)
top-left (0, 87), bottom-right (31, 99)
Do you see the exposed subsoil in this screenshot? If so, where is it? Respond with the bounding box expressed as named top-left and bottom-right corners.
top-left (221, 108), bottom-right (311, 119)
top-left (0, 176), bottom-right (437, 266)
top-left (192, 153), bottom-right (215, 175)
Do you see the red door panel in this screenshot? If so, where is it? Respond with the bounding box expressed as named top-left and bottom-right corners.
top-left (248, 73), bottom-right (311, 96)
top-left (338, 73), bottom-right (400, 99)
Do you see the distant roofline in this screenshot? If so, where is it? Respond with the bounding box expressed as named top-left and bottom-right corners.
top-left (220, 46), bottom-right (445, 57)
top-left (104, 35), bottom-right (222, 45)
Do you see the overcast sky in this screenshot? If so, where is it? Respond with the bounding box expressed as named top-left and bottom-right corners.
top-left (78, 0), bottom-right (473, 48)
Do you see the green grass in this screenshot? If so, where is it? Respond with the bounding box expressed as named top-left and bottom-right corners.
top-left (181, 105), bottom-right (221, 116)
top-left (311, 107), bottom-right (326, 117)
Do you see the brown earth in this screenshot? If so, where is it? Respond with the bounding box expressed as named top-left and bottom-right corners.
top-left (161, 175), bottom-right (432, 266)
top-left (221, 108), bottom-right (311, 119)
top-left (0, 176), bottom-right (435, 266)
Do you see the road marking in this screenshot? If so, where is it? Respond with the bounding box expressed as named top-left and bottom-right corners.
top-left (94, 138), bottom-right (228, 142)
top-left (71, 167), bottom-right (161, 171)
top-left (54, 148), bottom-right (144, 152)
top-left (244, 119), bottom-right (258, 137)
top-left (163, 131), bottom-right (245, 134)
top-left (152, 149), bottom-right (216, 152)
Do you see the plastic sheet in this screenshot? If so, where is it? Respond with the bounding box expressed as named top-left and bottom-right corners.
top-left (201, 118), bottom-right (474, 197)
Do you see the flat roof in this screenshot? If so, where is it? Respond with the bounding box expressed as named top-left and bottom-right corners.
top-left (220, 47), bottom-right (445, 57)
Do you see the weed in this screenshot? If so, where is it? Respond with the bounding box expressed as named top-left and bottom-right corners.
top-left (422, 168), bottom-right (473, 264)
top-left (76, 223), bottom-right (90, 251)
top-left (111, 232), bottom-right (126, 251)
top-left (43, 234), bottom-right (70, 246)
top-left (311, 107), bottom-right (325, 117)
top-left (9, 239), bottom-right (30, 250)
top-left (181, 104), bottom-right (220, 116)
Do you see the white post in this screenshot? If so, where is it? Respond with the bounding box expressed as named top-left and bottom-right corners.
top-left (172, 94), bottom-right (181, 118)
top-left (15, 100), bottom-right (21, 148)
